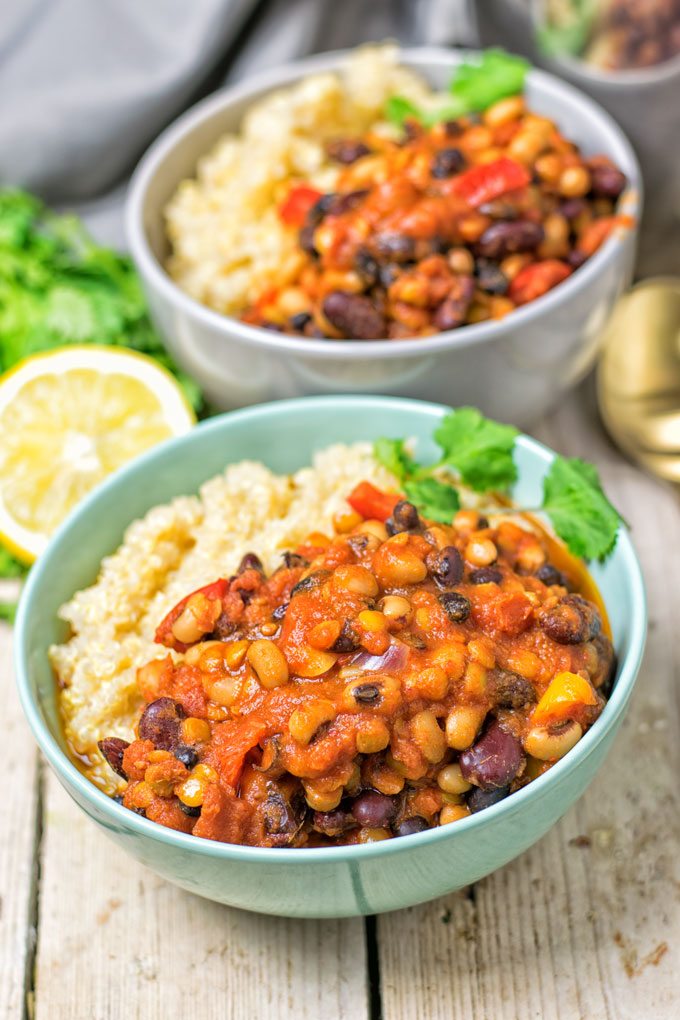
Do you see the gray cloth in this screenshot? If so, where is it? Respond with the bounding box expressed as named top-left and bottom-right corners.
top-left (0, 0), bottom-right (475, 244)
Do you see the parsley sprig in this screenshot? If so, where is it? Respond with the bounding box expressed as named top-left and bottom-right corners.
top-left (374, 408), bottom-right (624, 562)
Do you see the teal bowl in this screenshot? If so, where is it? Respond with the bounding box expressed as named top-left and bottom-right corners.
top-left (15, 396), bottom-right (646, 917)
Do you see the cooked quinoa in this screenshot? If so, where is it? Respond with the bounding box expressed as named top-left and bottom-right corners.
top-left (164, 45), bottom-right (429, 315)
top-left (51, 444), bottom-right (398, 787)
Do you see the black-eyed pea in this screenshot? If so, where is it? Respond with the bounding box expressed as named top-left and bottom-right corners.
top-left (333, 507), bottom-right (363, 533)
top-left (558, 165), bottom-right (591, 197)
top-left (334, 564), bottom-right (379, 597)
top-left (445, 704), bottom-right (487, 750)
top-left (410, 710), bottom-right (447, 764)
top-left (303, 781), bottom-right (343, 812)
top-left (289, 699), bottom-right (336, 746)
top-left (432, 642), bottom-right (467, 682)
top-left (484, 94), bottom-right (524, 128)
top-left (465, 537), bottom-right (498, 567)
top-left (354, 519), bottom-right (389, 542)
top-left (524, 720), bottom-right (583, 760)
top-left (205, 677), bottom-right (239, 708)
top-left (224, 639), bottom-right (250, 670)
top-left (357, 827), bottom-right (392, 843)
top-left (515, 540), bottom-right (547, 573)
top-left (172, 593), bottom-right (221, 645)
top-left (184, 640), bottom-right (221, 666)
top-left (356, 718), bottom-right (391, 754)
top-left (374, 537), bottom-right (428, 587)
top-left (181, 717), bottom-right (211, 745)
top-left (463, 660), bottom-right (488, 698)
top-left (247, 639), bottom-right (289, 689)
top-left (363, 758), bottom-right (406, 795)
top-left (406, 665), bottom-right (449, 701)
top-left (439, 803), bottom-right (471, 825)
top-left (467, 637), bottom-right (496, 669)
top-left (357, 609), bottom-right (388, 633)
top-left (437, 763), bottom-right (472, 795)
top-left (380, 595), bottom-right (412, 624)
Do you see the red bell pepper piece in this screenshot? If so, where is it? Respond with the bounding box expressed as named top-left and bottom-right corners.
top-left (154, 578), bottom-right (228, 649)
top-left (508, 260), bottom-right (571, 306)
top-left (278, 184), bottom-right (323, 227)
top-left (446, 157), bottom-right (530, 208)
top-left (347, 481), bottom-right (401, 522)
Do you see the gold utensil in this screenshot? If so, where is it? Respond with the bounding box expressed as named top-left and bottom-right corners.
top-left (598, 278), bottom-right (680, 483)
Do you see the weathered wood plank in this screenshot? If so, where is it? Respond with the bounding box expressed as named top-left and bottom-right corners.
top-left (378, 386), bottom-right (680, 1020)
top-left (33, 770), bottom-right (369, 1020)
top-left (0, 615), bottom-right (40, 1019)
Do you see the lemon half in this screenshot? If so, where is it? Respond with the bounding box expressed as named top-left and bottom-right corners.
top-left (0, 346), bottom-right (195, 562)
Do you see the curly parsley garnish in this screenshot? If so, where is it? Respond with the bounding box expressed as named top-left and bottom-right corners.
top-left (374, 408), bottom-right (624, 562)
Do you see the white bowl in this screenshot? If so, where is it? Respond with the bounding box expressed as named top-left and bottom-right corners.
top-left (126, 47), bottom-right (641, 427)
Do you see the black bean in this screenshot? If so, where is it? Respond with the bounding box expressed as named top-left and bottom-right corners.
top-left (459, 720), bottom-right (524, 791)
top-left (323, 291), bottom-right (386, 340)
top-left (378, 263), bottom-right (401, 288)
top-left (467, 785), bottom-right (509, 813)
top-left (327, 138), bottom-right (371, 164)
top-left (282, 552), bottom-right (309, 569)
top-left (312, 808), bottom-right (355, 836)
top-left (179, 801), bottom-right (202, 817)
top-left (431, 147), bottom-right (465, 178)
top-left (138, 698), bottom-right (184, 751)
top-left (354, 247), bottom-right (380, 286)
top-left (539, 594), bottom-right (601, 645)
top-left (469, 567), bottom-right (502, 585)
top-left (260, 320), bottom-right (285, 333)
top-left (237, 552), bottom-right (264, 575)
top-left (535, 563), bottom-right (566, 587)
top-left (98, 737), bottom-right (130, 778)
top-left (271, 602), bottom-right (289, 622)
top-left (290, 311), bottom-right (312, 331)
top-left (332, 619), bottom-right (360, 653)
top-left (591, 633), bottom-right (616, 696)
top-left (262, 789), bottom-right (306, 845)
top-left (433, 275), bottom-right (475, 331)
top-left (477, 516), bottom-right (489, 530)
top-left (112, 793), bottom-right (125, 805)
top-left (590, 164), bottom-right (626, 199)
top-left (486, 668), bottom-right (536, 709)
top-left (386, 500), bottom-right (420, 535)
top-left (444, 120), bottom-right (464, 137)
top-left (298, 224), bottom-right (318, 256)
top-left (475, 220), bottom-right (544, 259)
top-left (290, 570), bottom-right (330, 597)
top-left (351, 683), bottom-right (382, 704)
top-left (325, 190), bottom-right (369, 217)
top-left (428, 545), bottom-right (464, 589)
top-left (308, 193), bottom-right (339, 224)
top-left (211, 612), bottom-right (239, 640)
top-left (395, 815), bottom-right (430, 837)
top-left (439, 592), bottom-right (471, 623)
top-left (374, 233), bottom-right (416, 262)
top-left (475, 258), bottom-right (509, 295)
top-left (174, 744), bottom-right (199, 769)
top-left (351, 791), bottom-right (397, 828)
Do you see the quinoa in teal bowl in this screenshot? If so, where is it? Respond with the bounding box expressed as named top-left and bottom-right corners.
top-left (15, 396), bottom-right (646, 917)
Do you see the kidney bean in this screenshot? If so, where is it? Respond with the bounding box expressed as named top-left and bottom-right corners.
top-left (539, 594), bottom-right (601, 645)
top-left (351, 790), bottom-right (397, 828)
top-left (475, 258), bottom-right (509, 295)
top-left (138, 698), bottom-right (184, 751)
top-left (467, 785), bottom-right (509, 813)
top-left (459, 720), bottom-right (524, 790)
top-left (327, 190), bottom-right (370, 217)
top-left (469, 567), bottom-right (502, 584)
top-left (298, 223), bottom-right (318, 256)
top-left (263, 789), bottom-right (306, 845)
top-left (434, 275), bottom-right (475, 331)
top-left (431, 147), bottom-right (465, 178)
top-left (486, 668), bottom-right (536, 709)
top-left (590, 164), bottom-right (627, 199)
top-left (476, 220), bottom-right (544, 259)
top-left (282, 552), bottom-right (309, 569)
top-left (439, 592), bottom-right (471, 623)
top-left (327, 139), bottom-right (371, 164)
top-left (374, 233), bottom-right (416, 262)
top-left (323, 291), bottom-right (386, 340)
top-left (308, 193), bottom-right (340, 224)
top-left (560, 197), bottom-right (587, 220)
top-left (98, 737), bottom-right (129, 778)
top-left (386, 500), bottom-right (420, 535)
top-left (290, 311), bottom-right (312, 332)
top-left (428, 545), bottom-right (464, 589)
top-left (567, 250), bottom-right (587, 270)
top-left (355, 248), bottom-right (380, 286)
top-left (395, 816), bottom-right (430, 837)
top-left (179, 801), bottom-right (201, 818)
top-left (591, 634), bottom-right (617, 696)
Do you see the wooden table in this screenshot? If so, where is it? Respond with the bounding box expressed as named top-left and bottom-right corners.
top-left (2, 384), bottom-right (677, 1020)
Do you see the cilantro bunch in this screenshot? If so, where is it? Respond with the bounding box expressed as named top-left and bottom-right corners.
top-left (375, 408), bottom-right (623, 562)
top-left (0, 188), bottom-right (204, 585)
top-left (386, 49), bottom-right (530, 130)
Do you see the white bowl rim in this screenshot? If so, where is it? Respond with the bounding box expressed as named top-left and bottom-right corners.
top-left (125, 46), bottom-right (642, 364)
top-left (15, 394), bottom-right (648, 865)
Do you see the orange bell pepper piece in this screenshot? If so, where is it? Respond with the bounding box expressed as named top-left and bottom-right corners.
top-left (532, 671), bottom-right (598, 726)
top-left (347, 481), bottom-right (400, 522)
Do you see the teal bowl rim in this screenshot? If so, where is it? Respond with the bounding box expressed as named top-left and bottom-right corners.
top-left (15, 395), bottom-right (647, 865)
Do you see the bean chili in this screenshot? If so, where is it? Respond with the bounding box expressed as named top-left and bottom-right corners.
top-left (242, 94), bottom-right (630, 340)
top-left (99, 484), bottom-right (615, 848)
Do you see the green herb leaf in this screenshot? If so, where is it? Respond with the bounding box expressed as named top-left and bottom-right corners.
top-left (449, 49), bottom-right (529, 111)
top-left (541, 457), bottom-right (622, 561)
top-left (0, 545), bottom-right (28, 579)
top-left (434, 408), bottom-right (519, 492)
top-left (373, 437), bottom-right (416, 482)
top-left (0, 601), bottom-right (18, 624)
top-left (404, 477), bottom-right (460, 523)
top-left (385, 95), bottom-right (424, 128)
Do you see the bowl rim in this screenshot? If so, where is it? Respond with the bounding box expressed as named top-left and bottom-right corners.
top-left (14, 394), bottom-right (647, 864)
top-left (125, 45), bottom-right (642, 364)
